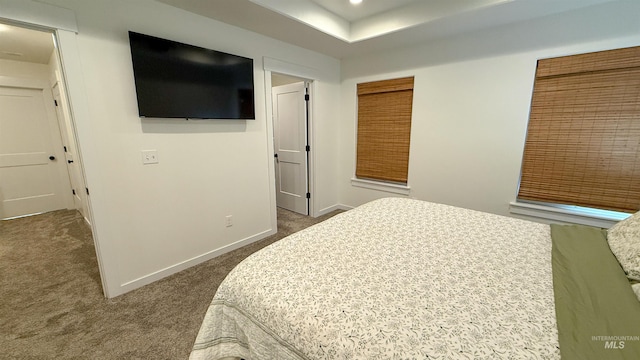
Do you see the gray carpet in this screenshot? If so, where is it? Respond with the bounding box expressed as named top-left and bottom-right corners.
top-left (0, 207), bottom-right (342, 359)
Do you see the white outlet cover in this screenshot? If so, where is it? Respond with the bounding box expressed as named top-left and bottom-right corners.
top-left (141, 150), bottom-right (159, 164)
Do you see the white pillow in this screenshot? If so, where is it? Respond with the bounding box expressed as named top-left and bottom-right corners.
top-left (607, 211), bottom-right (640, 281)
top-left (633, 283), bottom-right (640, 302)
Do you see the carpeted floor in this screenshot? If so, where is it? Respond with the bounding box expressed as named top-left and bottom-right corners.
top-left (0, 207), bottom-right (342, 359)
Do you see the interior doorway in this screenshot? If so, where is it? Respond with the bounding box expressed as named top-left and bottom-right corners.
top-left (0, 2), bottom-right (111, 297)
top-left (0, 22), bottom-right (90, 223)
top-left (271, 73), bottom-right (310, 216)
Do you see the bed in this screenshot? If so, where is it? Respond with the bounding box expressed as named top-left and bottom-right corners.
top-left (190, 198), bottom-right (640, 360)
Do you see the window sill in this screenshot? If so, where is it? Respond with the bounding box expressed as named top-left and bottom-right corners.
top-left (351, 178), bottom-right (410, 195)
top-left (509, 201), bottom-right (629, 228)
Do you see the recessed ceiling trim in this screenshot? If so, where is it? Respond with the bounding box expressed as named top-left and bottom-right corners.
top-left (249, 0), bottom-right (351, 42)
top-left (156, 0), bottom-right (627, 59)
top-left (350, 0), bottom-right (512, 42)
top-left (250, 0), bottom-right (514, 43)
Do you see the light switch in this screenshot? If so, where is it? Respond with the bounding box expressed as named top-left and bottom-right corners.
top-left (141, 150), bottom-right (159, 164)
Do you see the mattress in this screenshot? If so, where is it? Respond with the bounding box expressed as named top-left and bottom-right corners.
top-left (190, 197), bottom-right (560, 359)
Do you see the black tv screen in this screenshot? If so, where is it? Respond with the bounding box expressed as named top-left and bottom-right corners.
top-left (128, 31), bottom-right (255, 119)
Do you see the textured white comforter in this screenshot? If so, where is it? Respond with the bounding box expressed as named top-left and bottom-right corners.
top-left (191, 198), bottom-right (560, 359)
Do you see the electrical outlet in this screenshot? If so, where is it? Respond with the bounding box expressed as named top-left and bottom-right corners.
top-left (225, 215), bottom-right (233, 227)
top-left (141, 150), bottom-right (159, 164)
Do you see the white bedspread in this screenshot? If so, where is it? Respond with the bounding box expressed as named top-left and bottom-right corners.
top-left (191, 198), bottom-right (560, 359)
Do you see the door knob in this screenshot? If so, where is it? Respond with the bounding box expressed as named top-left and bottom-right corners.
top-left (49, 156), bottom-right (56, 161)
top-left (67, 160), bottom-right (74, 164)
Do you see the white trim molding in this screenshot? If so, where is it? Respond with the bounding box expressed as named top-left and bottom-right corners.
top-left (317, 203), bottom-right (353, 216)
top-left (0, 0), bottom-right (78, 32)
top-left (351, 177), bottom-right (411, 195)
top-left (263, 57), bottom-right (323, 81)
top-left (509, 201), bottom-right (629, 228)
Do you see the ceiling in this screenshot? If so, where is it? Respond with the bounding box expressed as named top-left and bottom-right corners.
top-left (156, 0), bottom-right (620, 58)
top-left (248, 0), bottom-right (511, 42)
top-left (0, 23), bottom-right (54, 64)
top-left (310, 0), bottom-right (420, 22)
top-left (0, 0), bottom-right (621, 64)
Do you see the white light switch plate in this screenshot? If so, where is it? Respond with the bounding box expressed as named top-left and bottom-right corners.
top-left (141, 150), bottom-right (159, 164)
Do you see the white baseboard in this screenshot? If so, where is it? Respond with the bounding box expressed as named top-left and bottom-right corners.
top-left (317, 203), bottom-right (353, 217)
top-left (117, 228), bottom-right (277, 296)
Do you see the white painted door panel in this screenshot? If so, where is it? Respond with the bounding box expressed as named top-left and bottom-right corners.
top-left (273, 82), bottom-right (308, 215)
top-left (52, 82), bottom-right (89, 222)
top-left (0, 84), bottom-right (68, 219)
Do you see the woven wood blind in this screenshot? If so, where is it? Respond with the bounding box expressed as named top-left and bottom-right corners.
top-left (356, 77), bottom-right (414, 183)
top-left (518, 46), bottom-right (640, 213)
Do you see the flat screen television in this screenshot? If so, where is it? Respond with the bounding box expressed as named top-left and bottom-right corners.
top-left (128, 31), bottom-right (255, 119)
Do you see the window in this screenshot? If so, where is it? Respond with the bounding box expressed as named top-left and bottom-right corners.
top-left (356, 76), bottom-right (414, 184)
top-left (518, 46), bottom-right (640, 213)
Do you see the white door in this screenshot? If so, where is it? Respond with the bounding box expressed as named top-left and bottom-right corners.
top-left (52, 82), bottom-right (89, 222)
top-left (273, 82), bottom-right (308, 215)
top-left (0, 79), bottom-right (70, 219)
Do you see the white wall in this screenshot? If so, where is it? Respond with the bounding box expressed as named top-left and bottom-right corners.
top-left (0, 58), bottom-right (50, 78)
top-left (20, 0), bottom-right (341, 297)
top-left (339, 1), bottom-right (640, 217)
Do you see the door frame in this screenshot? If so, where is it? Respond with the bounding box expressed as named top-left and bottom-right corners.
top-left (263, 57), bottom-right (319, 232)
top-left (0, 1), bottom-right (113, 297)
